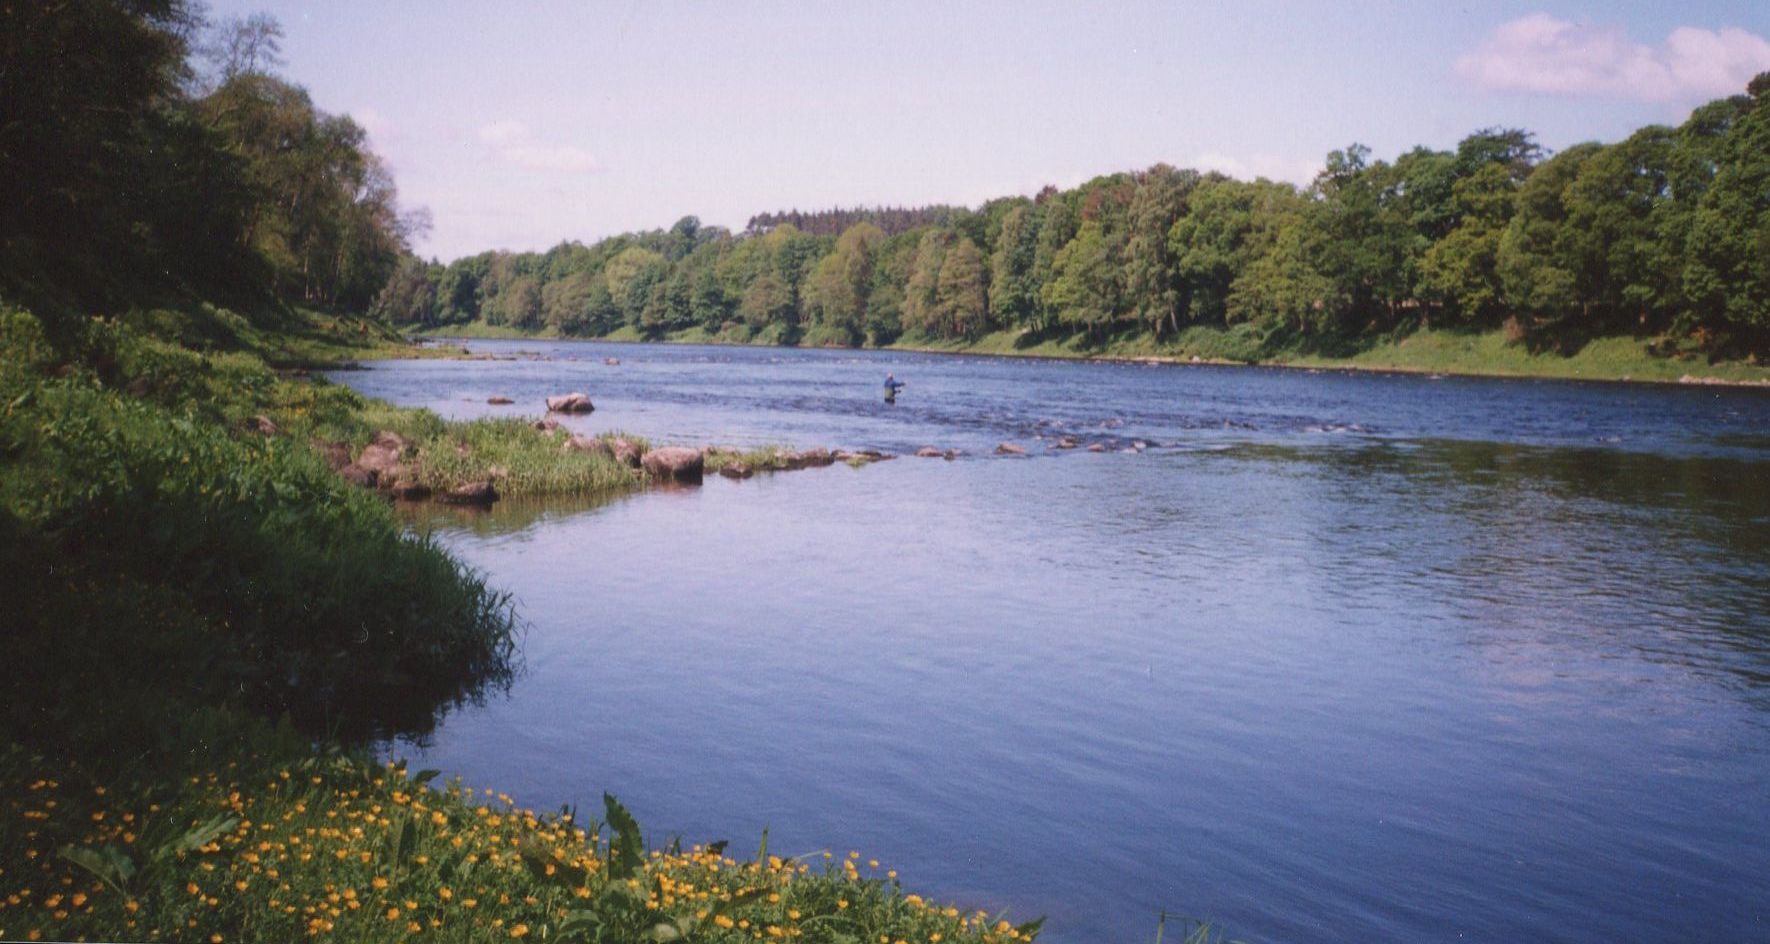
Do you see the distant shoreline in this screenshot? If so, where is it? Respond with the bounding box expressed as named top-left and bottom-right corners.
top-left (410, 325), bottom-right (1770, 390)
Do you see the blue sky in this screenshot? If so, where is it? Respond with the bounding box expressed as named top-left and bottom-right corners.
top-left (205, 1), bottom-right (1770, 260)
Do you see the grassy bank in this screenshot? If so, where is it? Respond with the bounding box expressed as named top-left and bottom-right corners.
top-left (420, 322), bottom-right (1770, 386)
top-left (2, 300), bottom-right (1036, 942)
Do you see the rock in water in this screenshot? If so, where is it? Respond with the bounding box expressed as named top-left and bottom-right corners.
top-left (439, 481), bottom-right (498, 505)
top-left (1055, 436), bottom-right (1079, 449)
top-left (996, 443), bottom-right (1026, 455)
top-left (642, 446), bottom-right (705, 484)
top-left (915, 447), bottom-right (944, 458)
top-left (1087, 443), bottom-right (1107, 452)
top-left (545, 392), bottom-right (595, 413)
top-left (487, 396), bottom-right (514, 405)
top-left (718, 463), bottom-right (754, 479)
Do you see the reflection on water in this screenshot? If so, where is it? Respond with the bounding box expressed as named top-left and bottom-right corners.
top-left (346, 341), bottom-right (1770, 943)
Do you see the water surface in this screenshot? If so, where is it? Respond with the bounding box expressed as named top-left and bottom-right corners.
top-left (341, 340), bottom-right (1770, 942)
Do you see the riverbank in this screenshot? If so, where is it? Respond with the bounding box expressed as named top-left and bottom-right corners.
top-left (0, 300), bottom-right (1038, 943)
top-left (415, 322), bottom-right (1770, 387)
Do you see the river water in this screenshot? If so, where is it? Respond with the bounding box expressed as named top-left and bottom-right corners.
top-left (339, 340), bottom-right (1770, 943)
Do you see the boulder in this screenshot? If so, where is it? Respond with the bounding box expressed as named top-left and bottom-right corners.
top-left (915, 447), bottom-right (944, 458)
top-left (782, 448), bottom-right (835, 470)
top-left (995, 443), bottom-right (1026, 455)
top-left (546, 392), bottom-right (595, 413)
top-left (338, 463), bottom-right (377, 488)
top-left (642, 446), bottom-right (705, 484)
top-left (243, 415), bottom-right (278, 436)
top-left (610, 438), bottom-right (644, 468)
top-left (315, 440), bottom-right (352, 471)
top-left (1055, 436), bottom-right (1079, 449)
top-left (487, 396), bottom-right (514, 405)
top-left (563, 435), bottom-right (613, 457)
top-left (718, 463), bottom-right (754, 480)
top-left (356, 431), bottom-right (411, 477)
top-left (533, 418), bottom-right (561, 432)
top-left (388, 477), bottom-right (431, 501)
top-left (439, 481), bottom-right (498, 505)
top-left (1087, 443), bottom-right (1107, 453)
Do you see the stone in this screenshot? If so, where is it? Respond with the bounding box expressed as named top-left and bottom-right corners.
top-left (610, 438), bottom-right (644, 468)
top-left (1055, 436), bottom-right (1079, 449)
top-left (718, 463), bottom-right (754, 480)
top-left (996, 443), bottom-right (1026, 455)
top-left (356, 431), bottom-right (411, 478)
top-left (641, 446), bottom-right (705, 484)
top-left (782, 448), bottom-right (834, 470)
top-left (243, 415), bottom-right (278, 436)
top-left (487, 396), bottom-right (514, 405)
top-left (439, 481), bottom-right (498, 505)
top-left (1087, 443), bottom-right (1107, 453)
top-left (315, 440), bottom-right (352, 471)
top-left (546, 392), bottom-right (595, 413)
top-left (388, 477), bottom-right (431, 501)
top-left (915, 447), bottom-right (944, 458)
top-left (533, 418), bottom-right (560, 432)
top-left (563, 435), bottom-right (612, 457)
top-left (604, 357), bottom-right (621, 365)
top-left (338, 463), bottom-right (377, 488)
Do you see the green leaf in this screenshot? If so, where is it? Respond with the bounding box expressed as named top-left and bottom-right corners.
top-left (603, 793), bottom-right (645, 881)
top-left (412, 768), bottom-right (443, 786)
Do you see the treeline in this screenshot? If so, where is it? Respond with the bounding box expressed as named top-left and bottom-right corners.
top-left (385, 74), bottom-right (1770, 358)
top-left (747, 205), bottom-right (970, 237)
top-left (0, 0), bottom-right (422, 328)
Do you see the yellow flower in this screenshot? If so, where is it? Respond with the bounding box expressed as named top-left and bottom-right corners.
top-left (510, 926), bottom-right (530, 939)
top-left (386, 907), bottom-right (401, 920)
top-left (715, 916), bottom-right (735, 929)
top-left (372, 877), bottom-right (389, 890)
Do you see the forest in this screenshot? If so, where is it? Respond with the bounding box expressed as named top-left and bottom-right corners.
top-left (377, 80), bottom-right (1770, 361)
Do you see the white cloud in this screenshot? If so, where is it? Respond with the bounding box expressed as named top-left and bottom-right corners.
top-left (475, 121), bottom-right (602, 173)
top-left (1457, 13), bottom-right (1770, 102)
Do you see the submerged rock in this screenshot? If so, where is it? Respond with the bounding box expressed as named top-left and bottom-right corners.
top-left (1087, 443), bottom-right (1107, 453)
top-left (642, 446), bottom-right (705, 484)
top-left (782, 448), bottom-right (835, 470)
top-left (487, 396), bottom-right (514, 405)
top-left (546, 392), bottom-right (595, 413)
top-left (915, 447), bottom-right (944, 458)
top-left (996, 443), bottom-right (1026, 455)
top-left (1055, 436), bottom-right (1079, 449)
top-left (718, 462), bottom-right (754, 479)
top-left (439, 481), bottom-right (498, 505)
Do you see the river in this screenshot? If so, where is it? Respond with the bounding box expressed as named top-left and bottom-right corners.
top-left (338, 339), bottom-right (1770, 943)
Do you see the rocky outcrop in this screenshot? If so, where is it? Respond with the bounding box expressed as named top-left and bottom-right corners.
top-left (642, 446), bottom-right (704, 484)
top-left (996, 443), bottom-right (1026, 455)
top-left (438, 481), bottom-right (498, 505)
top-left (546, 392), bottom-right (595, 413)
